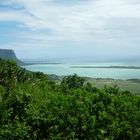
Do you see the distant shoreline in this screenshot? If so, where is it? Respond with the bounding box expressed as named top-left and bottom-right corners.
top-left (23, 62), bottom-right (63, 66)
top-left (71, 66), bottom-right (140, 69)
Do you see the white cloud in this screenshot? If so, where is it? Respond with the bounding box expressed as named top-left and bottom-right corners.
top-left (0, 0), bottom-right (140, 60)
top-left (1, 0), bottom-right (140, 33)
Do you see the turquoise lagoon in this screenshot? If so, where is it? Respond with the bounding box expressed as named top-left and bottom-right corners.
top-left (23, 62), bottom-right (140, 80)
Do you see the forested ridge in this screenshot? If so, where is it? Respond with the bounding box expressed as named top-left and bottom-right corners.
top-left (0, 49), bottom-right (23, 65)
top-left (0, 58), bottom-right (140, 140)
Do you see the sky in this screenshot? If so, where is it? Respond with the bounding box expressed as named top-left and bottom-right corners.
top-left (0, 0), bottom-right (140, 62)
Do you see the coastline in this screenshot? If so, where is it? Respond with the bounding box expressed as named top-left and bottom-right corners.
top-left (22, 62), bottom-right (63, 66)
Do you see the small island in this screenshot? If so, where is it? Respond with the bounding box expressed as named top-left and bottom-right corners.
top-left (71, 66), bottom-right (140, 69)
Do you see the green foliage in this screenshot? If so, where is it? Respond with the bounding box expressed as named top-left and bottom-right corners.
top-left (104, 85), bottom-right (119, 95)
top-left (84, 82), bottom-right (98, 93)
top-left (61, 74), bottom-right (85, 91)
top-left (0, 58), bottom-right (140, 139)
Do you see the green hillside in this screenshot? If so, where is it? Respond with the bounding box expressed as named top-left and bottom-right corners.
top-left (0, 58), bottom-right (140, 139)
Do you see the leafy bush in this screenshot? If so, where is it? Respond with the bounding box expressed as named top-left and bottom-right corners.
top-left (0, 59), bottom-right (140, 139)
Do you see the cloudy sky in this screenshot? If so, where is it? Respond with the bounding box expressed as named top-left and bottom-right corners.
top-left (0, 0), bottom-right (140, 62)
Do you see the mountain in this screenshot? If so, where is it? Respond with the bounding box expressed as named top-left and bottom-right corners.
top-left (0, 49), bottom-right (24, 65)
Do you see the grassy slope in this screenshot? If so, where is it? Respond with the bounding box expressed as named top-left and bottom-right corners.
top-left (85, 78), bottom-right (140, 94)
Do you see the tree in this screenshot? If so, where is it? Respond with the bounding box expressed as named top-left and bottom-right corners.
top-left (61, 74), bottom-right (85, 89)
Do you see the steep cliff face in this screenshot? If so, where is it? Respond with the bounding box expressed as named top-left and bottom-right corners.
top-left (0, 49), bottom-right (24, 65)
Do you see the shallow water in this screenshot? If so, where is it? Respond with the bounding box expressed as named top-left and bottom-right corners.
top-left (22, 62), bottom-right (140, 80)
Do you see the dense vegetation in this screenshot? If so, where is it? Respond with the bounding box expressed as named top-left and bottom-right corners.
top-left (0, 58), bottom-right (140, 140)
